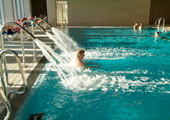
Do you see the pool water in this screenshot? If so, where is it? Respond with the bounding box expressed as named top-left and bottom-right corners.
top-left (15, 28), bottom-right (170, 120)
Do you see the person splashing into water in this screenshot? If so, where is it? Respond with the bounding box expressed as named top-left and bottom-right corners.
top-left (76, 49), bottom-right (100, 68)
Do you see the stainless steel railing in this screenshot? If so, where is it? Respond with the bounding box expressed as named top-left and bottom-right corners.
top-left (0, 49), bottom-right (28, 120)
top-left (0, 88), bottom-right (12, 120)
top-left (0, 22), bottom-right (36, 86)
top-left (20, 19), bottom-right (46, 61)
top-left (155, 18), bottom-right (159, 27)
top-left (0, 49), bottom-right (28, 96)
top-left (155, 17), bottom-right (165, 31)
top-left (0, 22), bottom-right (36, 67)
top-left (61, 18), bottom-right (68, 29)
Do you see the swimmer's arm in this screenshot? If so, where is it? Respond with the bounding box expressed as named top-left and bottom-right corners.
top-left (78, 61), bottom-right (100, 68)
top-left (85, 63), bottom-right (100, 68)
top-left (85, 65), bottom-right (100, 68)
top-left (85, 63), bottom-right (98, 65)
top-left (161, 37), bottom-right (170, 41)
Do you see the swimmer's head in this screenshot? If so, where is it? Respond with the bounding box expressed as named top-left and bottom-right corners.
top-left (155, 31), bottom-right (159, 37)
top-left (155, 31), bottom-right (159, 34)
top-left (77, 49), bottom-right (85, 59)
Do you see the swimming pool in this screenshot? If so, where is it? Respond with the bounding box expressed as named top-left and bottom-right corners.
top-left (15, 27), bottom-right (170, 120)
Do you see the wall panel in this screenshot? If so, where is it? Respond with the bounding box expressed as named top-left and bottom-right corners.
top-left (68, 0), bottom-right (151, 26)
top-left (149, 0), bottom-right (170, 25)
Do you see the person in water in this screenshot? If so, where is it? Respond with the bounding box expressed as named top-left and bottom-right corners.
top-left (133, 22), bottom-right (139, 29)
top-left (155, 31), bottom-right (160, 37)
top-left (154, 31), bottom-right (170, 41)
top-left (138, 23), bottom-right (144, 30)
top-left (76, 49), bottom-right (100, 68)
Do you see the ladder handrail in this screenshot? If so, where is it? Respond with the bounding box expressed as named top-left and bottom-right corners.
top-left (0, 88), bottom-right (12, 120)
top-left (156, 17), bottom-right (165, 31)
top-left (61, 18), bottom-right (68, 29)
top-left (20, 19), bottom-right (47, 61)
top-left (0, 49), bottom-right (28, 96)
top-left (155, 19), bottom-right (159, 27)
top-left (0, 22), bottom-right (37, 86)
top-left (0, 22), bottom-right (36, 63)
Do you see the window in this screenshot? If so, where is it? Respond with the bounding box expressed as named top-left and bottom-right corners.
top-left (56, 1), bottom-right (68, 25)
top-left (13, 0), bottom-right (24, 21)
top-left (0, 9), bottom-right (2, 26)
top-left (0, 0), bottom-right (4, 25)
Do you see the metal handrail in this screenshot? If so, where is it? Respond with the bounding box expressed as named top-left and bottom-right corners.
top-left (0, 22), bottom-right (36, 85)
top-left (0, 22), bottom-right (36, 66)
top-left (156, 17), bottom-right (165, 31)
top-left (155, 19), bottom-right (159, 27)
top-left (21, 19), bottom-right (46, 61)
top-left (0, 49), bottom-right (28, 96)
top-left (0, 88), bottom-right (12, 120)
top-left (61, 18), bottom-right (67, 29)
top-left (34, 18), bottom-right (52, 29)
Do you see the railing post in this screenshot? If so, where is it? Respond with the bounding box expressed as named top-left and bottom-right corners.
top-left (156, 17), bottom-right (166, 32)
top-left (0, 88), bottom-right (12, 120)
top-left (20, 29), bottom-right (26, 67)
top-left (31, 21), bottom-right (36, 61)
top-left (1, 30), bottom-right (10, 85)
top-left (0, 49), bottom-right (28, 96)
top-left (0, 56), bottom-right (7, 95)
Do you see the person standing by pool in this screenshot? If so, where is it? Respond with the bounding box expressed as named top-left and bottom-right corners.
top-left (76, 49), bottom-right (100, 68)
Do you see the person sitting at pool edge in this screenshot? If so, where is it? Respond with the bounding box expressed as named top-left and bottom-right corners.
top-left (76, 49), bottom-right (100, 68)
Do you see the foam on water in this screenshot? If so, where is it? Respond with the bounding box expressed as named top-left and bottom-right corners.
top-left (58, 68), bottom-right (170, 93)
top-left (84, 47), bottom-right (154, 60)
top-left (33, 60), bottom-right (170, 93)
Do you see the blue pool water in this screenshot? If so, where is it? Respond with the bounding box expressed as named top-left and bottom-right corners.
top-left (15, 28), bottom-right (170, 120)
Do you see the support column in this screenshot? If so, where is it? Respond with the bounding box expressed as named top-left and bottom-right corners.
top-left (0, 0), bottom-right (5, 24)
